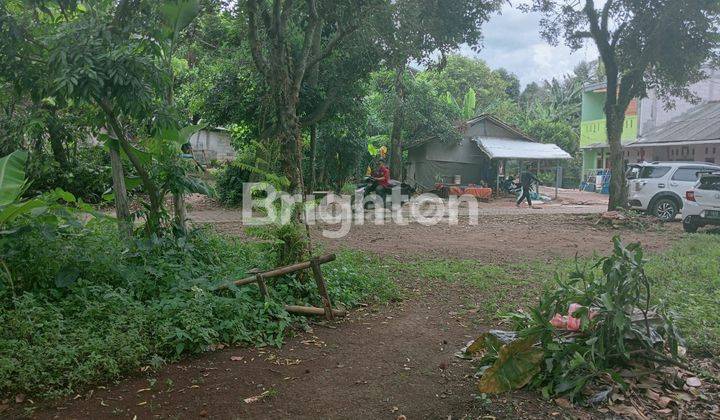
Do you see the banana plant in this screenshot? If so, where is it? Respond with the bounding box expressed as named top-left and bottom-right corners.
top-left (0, 151), bottom-right (45, 227)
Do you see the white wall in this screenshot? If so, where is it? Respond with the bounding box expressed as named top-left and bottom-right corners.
top-left (638, 68), bottom-right (720, 135)
top-left (188, 129), bottom-right (235, 163)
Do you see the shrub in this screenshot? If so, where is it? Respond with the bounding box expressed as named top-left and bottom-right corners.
top-left (0, 220), bottom-right (397, 399)
top-left (25, 147), bottom-right (113, 204)
top-left (216, 163), bottom-right (251, 206)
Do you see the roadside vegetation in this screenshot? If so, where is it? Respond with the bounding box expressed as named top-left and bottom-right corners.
top-left (394, 234), bottom-right (720, 356)
top-left (0, 218), bottom-right (399, 399)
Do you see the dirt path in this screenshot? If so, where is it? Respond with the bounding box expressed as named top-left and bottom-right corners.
top-left (28, 213), bottom-right (680, 419)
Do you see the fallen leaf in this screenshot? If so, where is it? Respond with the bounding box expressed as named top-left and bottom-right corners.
top-left (230, 356), bottom-right (244, 362)
top-left (136, 388), bottom-right (151, 393)
top-left (554, 398), bottom-right (572, 409)
top-left (14, 394), bottom-right (24, 404)
top-left (244, 390), bottom-right (271, 404)
top-left (657, 396), bottom-right (672, 408)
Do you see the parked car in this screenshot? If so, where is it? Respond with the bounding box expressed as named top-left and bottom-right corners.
top-left (681, 171), bottom-right (720, 233)
top-left (626, 161), bottom-right (720, 221)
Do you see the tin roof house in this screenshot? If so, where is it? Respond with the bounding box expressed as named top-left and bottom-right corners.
top-left (405, 115), bottom-right (571, 190)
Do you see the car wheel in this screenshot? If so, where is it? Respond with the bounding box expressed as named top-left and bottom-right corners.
top-left (683, 217), bottom-right (699, 233)
top-left (652, 198), bottom-right (678, 221)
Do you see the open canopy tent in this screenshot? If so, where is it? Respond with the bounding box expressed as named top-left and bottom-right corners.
top-left (475, 137), bottom-right (573, 160)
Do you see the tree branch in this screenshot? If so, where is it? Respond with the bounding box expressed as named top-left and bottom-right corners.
top-left (600, 0), bottom-right (614, 33)
top-left (300, 90), bottom-right (338, 127)
top-left (291, 0), bottom-right (321, 95)
top-left (305, 22), bottom-right (359, 71)
top-left (246, 0), bottom-right (270, 78)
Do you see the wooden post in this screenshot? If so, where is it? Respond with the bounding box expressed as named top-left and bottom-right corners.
top-left (256, 273), bottom-right (268, 298)
top-left (310, 257), bottom-right (334, 321)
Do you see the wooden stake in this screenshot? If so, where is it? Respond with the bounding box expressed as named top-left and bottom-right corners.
top-left (310, 257), bottom-right (334, 321)
top-left (256, 273), bottom-right (268, 298)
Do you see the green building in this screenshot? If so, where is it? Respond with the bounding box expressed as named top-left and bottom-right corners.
top-left (580, 82), bottom-right (639, 177)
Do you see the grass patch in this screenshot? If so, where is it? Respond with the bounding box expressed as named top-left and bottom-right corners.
top-left (646, 234), bottom-right (720, 355)
top-left (388, 234), bottom-right (720, 355)
top-left (0, 221), bottom-right (397, 399)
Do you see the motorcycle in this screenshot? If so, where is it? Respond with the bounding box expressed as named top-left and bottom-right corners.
top-left (499, 176), bottom-right (522, 195)
top-left (354, 177), bottom-right (415, 209)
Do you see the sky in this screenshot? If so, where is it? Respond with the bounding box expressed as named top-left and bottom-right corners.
top-left (461, 3), bottom-right (599, 88)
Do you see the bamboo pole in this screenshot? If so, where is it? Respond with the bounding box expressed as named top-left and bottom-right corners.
top-left (310, 257), bottom-right (334, 321)
top-left (215, 254), bottom-right (336, 290)
top-left (284, 305), bottom-right (346, 317)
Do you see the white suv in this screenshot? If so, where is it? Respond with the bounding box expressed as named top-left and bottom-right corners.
top-left (626, 162), bottom-right (720, 221)
top-left (682, 171), bottom-right (720, 233)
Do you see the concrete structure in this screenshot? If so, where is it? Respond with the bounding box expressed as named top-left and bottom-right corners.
top-left (188, 127), bottom-right (235, 163)
top-left (580, 68), bottom-right (720, 175)
top-left (406, 115), bottom-right (571, 190)
top-left (626, 101), bottom-right (720, 163)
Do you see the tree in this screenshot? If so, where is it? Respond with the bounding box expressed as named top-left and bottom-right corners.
top-left (376, 0), bottom-right (502, 178)
top-left (242, 0), bottom-right (377, 194)
top-left (527, 0), bottom-right (720, 210)
top-left (419, 55), bottom-right (519, 121)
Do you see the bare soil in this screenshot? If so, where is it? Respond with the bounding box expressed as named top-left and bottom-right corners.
top-left (19, 211), bottom-right (682, 420)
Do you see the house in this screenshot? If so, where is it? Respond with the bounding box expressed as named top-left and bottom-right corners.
top-left (405, 114), bottom-right (572, 190)
top-left (187, 127), bottom-right (236, 163)
top-left (580, 67), bottom-right (720, 174)
top-left (625, 101), bottom-right (720, 163)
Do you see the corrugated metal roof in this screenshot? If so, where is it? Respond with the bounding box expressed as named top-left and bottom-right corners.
top-left (631, 100), bottom-right (720, 146)
top-left (474, 137), bottom-right (572, 160)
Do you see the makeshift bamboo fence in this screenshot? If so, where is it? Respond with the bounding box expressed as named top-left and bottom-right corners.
top-left (215, 254), bottom-right (345, 321)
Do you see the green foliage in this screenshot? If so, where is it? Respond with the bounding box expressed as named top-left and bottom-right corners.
top-left (368, 70), bottom-right (462, 146)
top-left (474, 238), bottom-right (683, 401)
top-left (216, 164), bottom-right (251, 206)
top-left (25, 147), bottom-right (113, 204)
top-left (0, 220), bottom-right (397, 399)
top-left (647, 234), bottom-right (720, 354)
top-left (420, 55), bottom-right (516, 119)
top-left (0, 150), bottom-right (27, 206)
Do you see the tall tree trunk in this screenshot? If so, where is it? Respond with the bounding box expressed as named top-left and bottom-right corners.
top-left (108, 140), bottom-right (132, 240)
top-left (173, 193), bottom-right (187, 235)
top-left (389, 63), bottom-right (406, 180)
top-left (47, 116), bottom-right (68, 169)
top-left (100, 99), bottom-right (163, 234)
top-left (606, 110), bottom-right (627, 210)
top-left (306, 27), bottom-right (322, 193)
top-left (603, 66), bottom-right (628, 211)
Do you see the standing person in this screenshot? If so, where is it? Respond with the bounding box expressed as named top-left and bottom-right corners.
top-left (516, 171), bottom-right (539, 208)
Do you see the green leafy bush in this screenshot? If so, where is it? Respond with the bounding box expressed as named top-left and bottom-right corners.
top-left (470, 238), bottom-right (684, 401)
top-left (216, 163), bottom-right (251, 206)
top-left (0, 220), bottom-right (396, 399)
top-left (25, 147), bottom-right (113, 204)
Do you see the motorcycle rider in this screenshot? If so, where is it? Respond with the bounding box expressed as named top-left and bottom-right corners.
top-left (366, 158), bottom-right (391, 200)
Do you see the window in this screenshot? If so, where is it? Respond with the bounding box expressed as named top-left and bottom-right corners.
top-left (639, 166), bottom-right (671, 179)
top-left (671, 167), bottom-right (707, 182)
top-left (699, 175), bottom-right (720, 191)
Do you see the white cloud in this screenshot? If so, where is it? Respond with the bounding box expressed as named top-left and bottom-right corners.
top-left (460, 4), bottom-right (598, 87)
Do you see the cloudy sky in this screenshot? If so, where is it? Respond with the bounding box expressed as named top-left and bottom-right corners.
top-left (461, 4), bottom-right (599, 87)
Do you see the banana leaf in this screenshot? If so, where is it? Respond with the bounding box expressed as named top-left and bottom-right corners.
top-left (0, 150), bottom-right (28, 206)
top-left (477, 335), bottom-right (544, 394)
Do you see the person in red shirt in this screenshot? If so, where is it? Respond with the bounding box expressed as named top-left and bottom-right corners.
top-left (367, 159), bottom-right (391, 199)
top-left (374, 160), bottom-right (391, 188)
